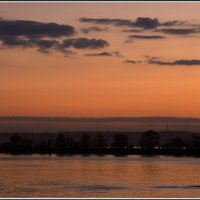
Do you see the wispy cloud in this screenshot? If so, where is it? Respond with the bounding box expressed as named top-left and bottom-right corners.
top-left (123, 59), bottom-right (141, 64)
top-left (85, 51), bottom-right (122, 57)
top-left (80, 17), bottom-right (184, 29)
top-left (85, 52), bottom-right (112, 56)
top-left (128, 35), bottom-right (166, 39)
top-left (122, 29), bottom-right (142, 33)
top-left (155, 28), bottom-right (198, 35)
top-left (80, 26), bottom-right (108, 34)
top-left (148, 58), bottom-right (200, 66)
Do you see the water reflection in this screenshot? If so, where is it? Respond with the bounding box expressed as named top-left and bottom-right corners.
top-left (0, 154), bottom-right (199, 197)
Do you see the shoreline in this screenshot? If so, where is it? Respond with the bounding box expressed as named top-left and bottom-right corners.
top-left (1, 148), bottom-right (200, 157)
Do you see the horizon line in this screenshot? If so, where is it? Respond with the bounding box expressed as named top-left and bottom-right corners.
top-left (0, 115), bottom-right (197, 118)
top-left (0, 116), bottom-right (199, 123)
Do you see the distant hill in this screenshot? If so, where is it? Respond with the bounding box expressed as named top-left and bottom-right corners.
top-left (0, 116), bottom-right (200, 123)
top-left (0, 116), bottom-right (200, 132)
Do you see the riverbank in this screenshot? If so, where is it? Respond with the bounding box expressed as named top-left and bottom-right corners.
top-left (1, 148), bottom-right (200, 157)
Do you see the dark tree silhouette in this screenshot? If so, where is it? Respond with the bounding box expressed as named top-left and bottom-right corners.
top-left (140, 130), bottom-right (160, 150)
top-left (10, 135), bottom-right (22, 147)
top-left (80, 134), bottom-right (91, 149)
top-left (0, 131), bottom-right (199, 156)
top-left (10, 135), bottom-right (33, 152)
top-left (65, 137), bottom-right (76, 149)
top-left (37, 139), bottom-right (48, 152)
top-left (113, 133), bottom-right (128, 149)
top-left (56, 134), bottom-right (66, 151)
top-left (169, 136), bottom-right (185, 149)
top-left (93, 134), bottom-right (107, 148)
top-left (22, 137), bottom-right (33, 150)
top-left (191, 135), bottom-right (200, 150)
top-left (47, 139), bottom-right (52, 150)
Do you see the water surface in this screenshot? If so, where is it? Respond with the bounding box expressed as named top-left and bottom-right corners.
top-left (0, 154), bottom-right (200, 197)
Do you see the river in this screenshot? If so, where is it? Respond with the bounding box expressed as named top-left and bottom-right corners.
top-left (0, 154), bottom-right (200, 197)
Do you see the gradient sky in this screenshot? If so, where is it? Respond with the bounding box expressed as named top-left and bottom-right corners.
top-left (1, 2), bottom-right (200, 118)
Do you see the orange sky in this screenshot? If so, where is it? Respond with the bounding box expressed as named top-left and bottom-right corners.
top-left (1, 2), bottom-right (200, 117)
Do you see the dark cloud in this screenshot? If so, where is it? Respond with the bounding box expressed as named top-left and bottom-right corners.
top-left (0, 19), bottom-right (75, 38)
top-left (156, 28), bottom-right (197, 35)
top-left (1, 36), bottom-right (33, 48)
top-left (80, 17), bottom-right (131, 26)
top-left (128, 35), bottom-right (166, 39)
top-left (0, 18), bottom-right (79, 56)
top-left (122, 29), bottom-right (142, 33)
top-left (133, 17), bottom-right (159, 29)
top-left (85, 51), bottom-right (122, 57)
top-left (123, 60), bottom-right (141, 64)
top-left (80, 17), bottom-right (183, 29)
top-left (0, 37), bottom-right (109, 55)
top-left (161, 20), bottom-right (185, 26)
top-left (1, 37), bottom-right (60, 54)
top-left (80, 26), bottom-right (108, 34)
top-left (148, 59), bottom-right (200, 66)
top-left (61, 38), bottom-right (109, 49)
top-left (29, 39), bottom-right (60, 54)
top-left (85, 52), bottom-right (112, 56)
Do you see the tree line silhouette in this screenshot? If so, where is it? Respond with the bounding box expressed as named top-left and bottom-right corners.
top-left (1, 130), bottom-right (200, 155)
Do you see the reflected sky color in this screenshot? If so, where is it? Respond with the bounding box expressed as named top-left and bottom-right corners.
top-left (0, 154), bottom-right (200, 197)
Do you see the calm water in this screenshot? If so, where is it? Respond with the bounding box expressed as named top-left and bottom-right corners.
top-left (0, 154), bottom-right (200, 197)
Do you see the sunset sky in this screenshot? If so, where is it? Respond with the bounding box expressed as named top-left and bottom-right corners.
top-left (1, 2), bottom-right (200, 118)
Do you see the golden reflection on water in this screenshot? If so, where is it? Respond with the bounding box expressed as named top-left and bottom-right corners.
top-left (0, 154), bottom-right (200, 197)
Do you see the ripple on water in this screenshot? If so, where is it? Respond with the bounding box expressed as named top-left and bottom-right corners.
top-left (64, 184), bottom-right (128, 192)
top-left (153, 185), bottom-right (200, 189)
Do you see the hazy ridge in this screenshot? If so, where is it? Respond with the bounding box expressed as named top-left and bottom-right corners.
top-left (0, 116), bottom-right (199, 123)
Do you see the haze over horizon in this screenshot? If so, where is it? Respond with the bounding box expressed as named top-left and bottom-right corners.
top-left (0, 115), bottom-right (199, 133)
